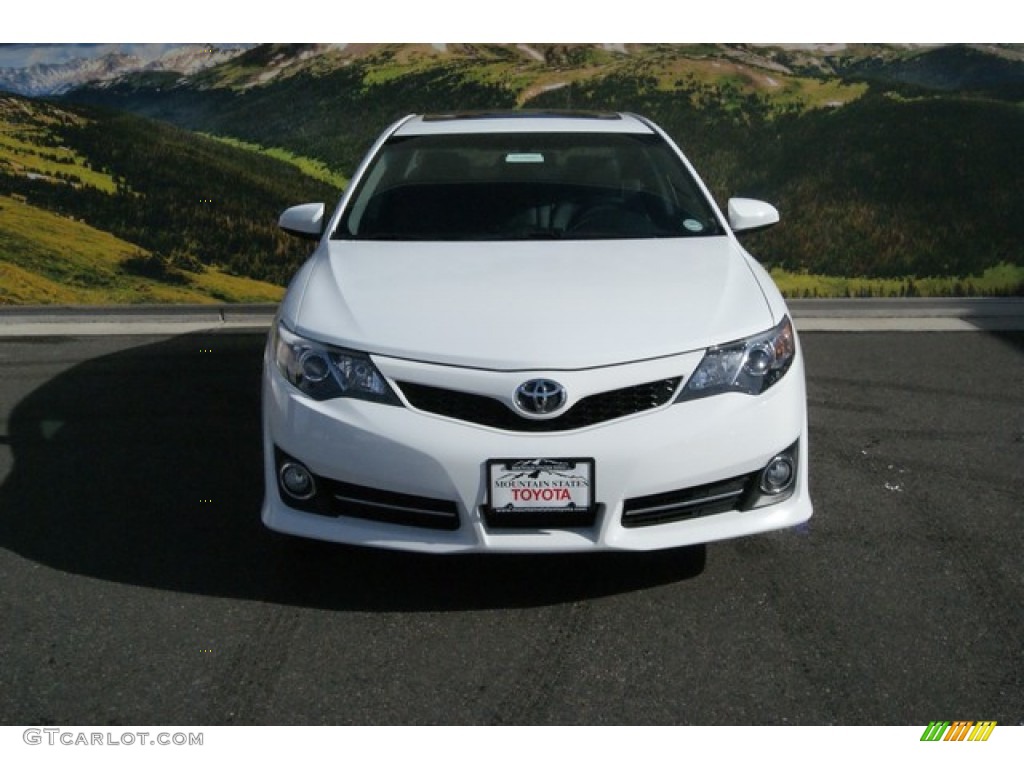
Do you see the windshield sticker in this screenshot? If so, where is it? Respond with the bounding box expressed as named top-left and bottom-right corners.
top-left (505, 152), bottom-right (545, 164)
top-left (683, 218), bottom-right (704, 233)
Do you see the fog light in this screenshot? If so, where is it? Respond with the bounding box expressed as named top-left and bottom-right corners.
top-left (279, 461), bottom-right (316, 500)
top-left (760, 454), bottom-right (795, 495)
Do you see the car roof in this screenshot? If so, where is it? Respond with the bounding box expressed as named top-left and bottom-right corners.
top-left (393, 111), bottom-right (655, 136)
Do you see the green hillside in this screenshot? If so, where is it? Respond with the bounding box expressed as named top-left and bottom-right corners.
top-left (66, 44), bottom-right (870, 177)
top-left (0, 194), bottom-right (283, 304)
top-left (528, 77), bottom-right (1024, 282)
top-left (734, 94), bottom-right (1024, 279)
top-left (0, 94), bottom-right (340, 304)
top-left (0, 44), bottom-right (1010, 300)
top-left (61, 43), bottom-right (1023, 294)
top-left (843, 44), bottom-right (1024, 99)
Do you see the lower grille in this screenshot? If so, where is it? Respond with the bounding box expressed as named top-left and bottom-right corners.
top-left (398, 377), bottom-right (682, 432)
top-left (319, 479), bottom-right (460, 530)
top-left (622, 473), bottom-right (755, 528)
top-left (275, 448), bottom-right (460, 530)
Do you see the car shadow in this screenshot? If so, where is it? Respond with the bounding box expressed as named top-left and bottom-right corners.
top-left (0, 332), bottom-right (705, 612)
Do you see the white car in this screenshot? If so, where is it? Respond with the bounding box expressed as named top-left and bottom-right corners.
top-left (262, 111), bottom-right (812, 553)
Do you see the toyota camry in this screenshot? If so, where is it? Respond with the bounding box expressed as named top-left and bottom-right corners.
top-left (262, 111), bottom-right (812, 552)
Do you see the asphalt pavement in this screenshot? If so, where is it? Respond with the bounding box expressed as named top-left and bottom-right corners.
top-left (0, 329), bottom-right (1021, 725)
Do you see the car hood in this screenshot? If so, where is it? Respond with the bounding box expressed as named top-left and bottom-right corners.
top-left (291, 238), bottom-right (775, 370)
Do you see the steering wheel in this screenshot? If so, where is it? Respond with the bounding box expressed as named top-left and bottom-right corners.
top-left (566, 204), bottom-right (629, 234)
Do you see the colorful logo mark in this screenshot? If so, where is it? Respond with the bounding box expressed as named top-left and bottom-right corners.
top-left (920, 721), bottom-right (997, 742)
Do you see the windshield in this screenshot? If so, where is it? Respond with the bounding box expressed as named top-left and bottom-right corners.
top-left (334, 132), bottom-right (723, 241)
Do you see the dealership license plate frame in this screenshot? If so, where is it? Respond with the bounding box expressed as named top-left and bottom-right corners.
top-left (485, 458), bottom-right (596, 527)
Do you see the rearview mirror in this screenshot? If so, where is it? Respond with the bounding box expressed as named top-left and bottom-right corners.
top-left (727, 198), bottom-right (780, 233)
top-left (279, 203), bottom-right (326, 240)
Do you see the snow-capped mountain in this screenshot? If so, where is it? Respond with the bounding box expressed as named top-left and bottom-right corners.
top-left (0, 45), bottom-right (251, 96)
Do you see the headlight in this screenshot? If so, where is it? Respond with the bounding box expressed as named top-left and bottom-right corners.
top-left (273, 323), bottom-right (401, 405)
top-left (677, 316), bottom-right (795, 401)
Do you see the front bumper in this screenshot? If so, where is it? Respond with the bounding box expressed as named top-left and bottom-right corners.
top-left (261, 346), bottom-right (812, 553)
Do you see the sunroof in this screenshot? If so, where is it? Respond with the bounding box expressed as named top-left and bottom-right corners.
top-left (421, 110), bottom-right (623, 122)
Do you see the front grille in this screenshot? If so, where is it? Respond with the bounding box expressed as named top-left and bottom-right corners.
top-left (621, 473), bottom-right (756, 528)
top-left (397, 377), bottom-right (681, 432)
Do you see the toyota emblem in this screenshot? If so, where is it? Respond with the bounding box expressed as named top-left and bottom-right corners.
top-left (515, 379), bottom-right (567, 415)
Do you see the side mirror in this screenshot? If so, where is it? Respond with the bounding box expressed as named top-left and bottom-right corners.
top-left (279, 203), bottom-right (326, 240)
top-left (727, 198), bottom-right (780, 233)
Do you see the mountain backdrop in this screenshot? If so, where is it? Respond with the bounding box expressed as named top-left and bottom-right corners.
top-left (0, 45), bottom-right (254, 97)
top-left (1, 43), bottom-right (1022, 303)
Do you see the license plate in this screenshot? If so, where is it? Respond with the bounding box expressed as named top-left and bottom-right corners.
top-left (487, 458), bottom-right (594, 514)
